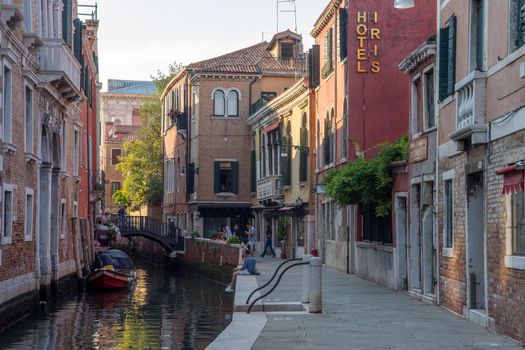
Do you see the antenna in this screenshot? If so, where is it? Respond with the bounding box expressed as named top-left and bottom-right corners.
top-left (277, 0), bottom-right (297, 33)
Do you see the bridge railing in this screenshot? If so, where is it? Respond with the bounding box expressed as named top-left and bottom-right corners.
top-left (117, 216), bottom-right (185, 250)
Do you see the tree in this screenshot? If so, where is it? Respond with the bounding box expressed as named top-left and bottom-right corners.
top-left (115, 62), bottom-right (184, 210)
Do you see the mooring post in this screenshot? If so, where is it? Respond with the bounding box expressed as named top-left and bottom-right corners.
top-left (302, 254), bottom-right (311, 303)
top-left (309, 256), bottom-right (322, 313)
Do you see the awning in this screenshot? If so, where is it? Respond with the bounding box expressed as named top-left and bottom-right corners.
top-left (278, 206), bottom-right (295, 212)
top-left (496, 163), bottom-right (524, 194)
top-left (262, 120), bottom-right (280, 133)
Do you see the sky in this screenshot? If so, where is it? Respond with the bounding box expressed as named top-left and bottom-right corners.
top-left (80, 0), bottom-right (327, 91)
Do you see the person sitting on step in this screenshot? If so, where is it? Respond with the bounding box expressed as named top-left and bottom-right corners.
top-left (225, 249), bottom-right (257, 292)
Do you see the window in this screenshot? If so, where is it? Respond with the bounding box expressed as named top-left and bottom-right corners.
top-left (281, 43), bottom-right (294, 59)
top-left (299, 112), bottom-right (308, 182)
top-left (3, 64), bottom-right (12, 143)
top-left (111, 148), bottom-right (122, 165)
top-left (510, 0), bottom-right (525, 52)
top-left (362, 203), bottom-right (392, 244)
top-left (61, 119), bottom-right (67, 170)
top-left (411, 76), bottom-right (421, 135)
top-left (25, 189), bottom-right (34, 242)
top-left (330, 108), bottom-right (335, 164)
top-left (214, 161), bottom-right (238, 194)
top-left (111, 181), bottom-right (121, 195)
top-left (438, 16), bottom-right (457, 101)
top-left (227, 90), bottom-right (238, 117)
top-left (322, 27), bottom-right (334, 78)
top-left (342, 98), bottom-right (348, 159)
top-left (60, 199), bottom-right (66, 238)
top-left (24, 0), bottom-right (32, 32)
top-left (443, 179), bottom-right (454, 249)
top-left (73, 129), bottom-right (80, 176)
top-left (2, 187), bottom-right (13, 244)
top-left (339, 8), bottom-right (348, 60)
top-left (25, 86), bottom-right (33, 153)
top-left (423, 68), bottom-right (435, 129)
top-left (511, 191), bottom-right (525, 255)
top-left (323, 112), bottom-right (330, 165)
top-left (213, 90), bottom-right (225, 116)
top-left (469, 0), bottom-right (485, 72)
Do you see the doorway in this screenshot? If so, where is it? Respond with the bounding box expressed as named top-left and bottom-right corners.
top-left (395, 195), bottom-right (408, 290)
top-left (467, 172), bottom-right (486, 312)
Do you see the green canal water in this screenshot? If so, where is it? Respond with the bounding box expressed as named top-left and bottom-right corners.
top-left (0, 262), bottom-right (233, 350)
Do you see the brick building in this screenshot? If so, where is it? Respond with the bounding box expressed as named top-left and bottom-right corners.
top-left (0, 0), bottom-right (88, 329)
top-left (100, 79), bottom-right (155, 214)
top-left (311, 0), bottom-right (349, 271)
top-left (399, 35), bottom-right (438, 301)
top-left (345, 0), bottom-right (435, 289)
top-left (161, 31), bottom-right (303, 239)
top-left (437, 0), bottom-right (525, 343)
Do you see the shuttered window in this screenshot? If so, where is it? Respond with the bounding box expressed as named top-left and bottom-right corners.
top-left (339, 8), bottom-right (348, 60)
top-left (438, 16), bottom-right (456, 101)
top-left (308, 45), bottom-right (321, 88)
top-left (62, 0), bottom-right (72, 46)
top-left (186, 162), bottom-right (195, 194)
top-left (73, 18), bottom-right (82, 62)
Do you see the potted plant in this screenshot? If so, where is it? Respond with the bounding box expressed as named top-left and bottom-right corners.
top-left (191, 231), bottom-right (201, 239)
top-left (277, 216), bottom-right (288, 259)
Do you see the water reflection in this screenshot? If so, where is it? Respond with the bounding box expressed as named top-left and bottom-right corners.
top-left (0, 263), bottom-right (233, 350)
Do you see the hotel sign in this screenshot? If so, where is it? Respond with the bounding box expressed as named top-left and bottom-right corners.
top-left (356, 11), bottom-right (380, 73)
top-left (409, 136), bottom-right (428, 163)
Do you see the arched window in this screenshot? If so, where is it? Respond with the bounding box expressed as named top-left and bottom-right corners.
top-left (227, 90), bottom-right (239, 117)
top-left (299, 112), bottom-right (308, 182)
top-left (342, 98), bottom-right (348, 158)
top-left (323, 111), bottom-right (330, 165)
top-left (213, 90), bottom-right (225, 116)
top-left (330, 107), bottom-right (335, 163)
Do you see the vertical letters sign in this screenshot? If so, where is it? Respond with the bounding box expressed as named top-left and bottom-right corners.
top-left (356, 11), bottom-right (381, 73)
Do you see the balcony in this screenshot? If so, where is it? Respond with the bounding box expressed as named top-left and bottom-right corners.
top-left (250, 98), bottom-right (268, 114)
top-left (256, 175), bottom-right (283, 203)
top-left (0, 1), bottom-right (23, 30)
top-left (38, 39), bottom-right (82, 102)
top-left (449, 71), bottom-right (488, 149)
top-left (90, 170), bottom-right (105, 203)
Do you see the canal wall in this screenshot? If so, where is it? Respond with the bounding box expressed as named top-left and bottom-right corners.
top-left (176, 238), bottom-right (242, 283)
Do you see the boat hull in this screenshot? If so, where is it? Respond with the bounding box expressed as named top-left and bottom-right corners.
top-left (86, 269), bottom-right (130, 290)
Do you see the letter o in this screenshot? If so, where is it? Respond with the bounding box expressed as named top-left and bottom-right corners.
top-left (356, 24), bottom-right (368, 36)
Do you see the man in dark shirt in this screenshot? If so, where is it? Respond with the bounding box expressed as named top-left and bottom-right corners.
top-left (225, 249), bottom-right (257, 292)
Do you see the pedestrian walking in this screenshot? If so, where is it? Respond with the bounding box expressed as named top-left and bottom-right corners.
top-left (168, 218), bottom-right (176, 239)
top-left (118, 206), bottom-right (126, 227)
top-left (246, 223), bottom-right (257, 253)
top-left (260, 225), bottom-right (276, 257)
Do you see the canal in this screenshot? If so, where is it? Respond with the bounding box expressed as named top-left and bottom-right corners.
top-left (0, 261), bottom-right (233, 350)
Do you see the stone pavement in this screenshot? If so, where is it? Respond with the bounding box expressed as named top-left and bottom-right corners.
top-left (250, 256), bottom-right (522, 350)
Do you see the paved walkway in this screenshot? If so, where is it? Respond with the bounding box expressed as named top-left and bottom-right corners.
top-left (249, 257), bottom-right (522, 350)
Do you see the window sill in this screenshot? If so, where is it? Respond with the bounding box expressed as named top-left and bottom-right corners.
top-left (299, 181), bottom-right (307, 188)
top-left (24, 235), bottom-right (32, 242)
top-left (1, 236), bottom-right (12, 245)
top-left (73, 175), bottom-right (81, 183)
top-left (215, 192), bottom-right (236, 197)
top-left (505, 255), bottom-right (525, 270)
top-left (2, 142), bottom-right (16, 156)
top-left (439, 95), bottom-right (454, 108)
top-left (442, 247), bottom-right (454, 258)
top-left (24, 152), bottom-right (39, 164)
top-left (60, 234), bottom-right (65, 240)
top-left (211, 116), bottom-right (241, 120)
top-left (61, 171), bottom-right (70, 179)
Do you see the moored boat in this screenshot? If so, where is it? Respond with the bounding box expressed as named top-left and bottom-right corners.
top-left (86, 249), bottom-right (136, 290)
top-left (86, 269), bottom-right (132, 290)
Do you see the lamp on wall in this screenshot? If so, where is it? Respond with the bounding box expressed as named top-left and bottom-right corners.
top-left (394, 0), bottom-right (414, 9)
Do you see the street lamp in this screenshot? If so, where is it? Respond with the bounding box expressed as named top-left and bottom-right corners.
top-left (394, 0), bottom-right (414, 9)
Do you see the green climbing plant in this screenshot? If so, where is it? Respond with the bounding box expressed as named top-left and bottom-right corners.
top-left (323, 136), bottom-right (408, 217)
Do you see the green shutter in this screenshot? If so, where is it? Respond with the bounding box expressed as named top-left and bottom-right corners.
top-left (73, 18), bottom-right (82, 62)
top-left (280, 136), bottom-right (291, 186)
top-left (214, 161), bottom-right (220, 193)
top-left (438, 26), bottom-right (449, 102)
top-left (299, 128), bottom-right (307, 182)
top-left (339, 8), bottom-right (347, 60)
top-left (232, 161), bottom-right (239, 194)
top-left (62, 0), bottom-right (72, 46)
top-left (187, 163), bottom-right (195, 194)
top-left (250, 150), bottom-right (256, 193)
top-left (447, 16), bottom-right (457, 96)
